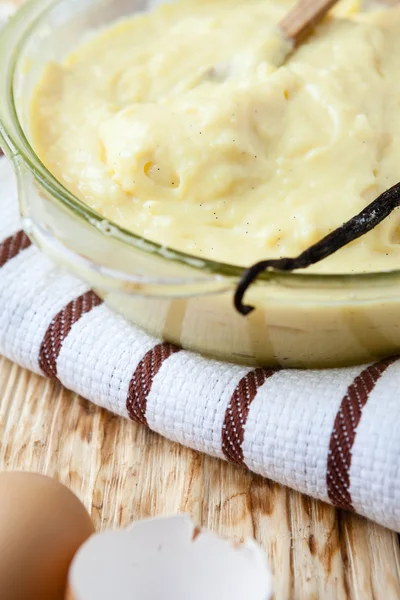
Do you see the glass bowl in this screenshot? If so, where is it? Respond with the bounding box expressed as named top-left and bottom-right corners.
top-left (1, 0), bottom-right (400, 368)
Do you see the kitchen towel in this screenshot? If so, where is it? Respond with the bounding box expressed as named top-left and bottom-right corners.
top-left (2, 158), bottom-right (400, 532)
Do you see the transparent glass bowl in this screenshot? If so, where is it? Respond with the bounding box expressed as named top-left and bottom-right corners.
top-left (1, 0), bottom-right (400, 368)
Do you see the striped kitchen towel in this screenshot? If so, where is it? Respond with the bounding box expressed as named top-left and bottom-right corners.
top-left (1, 156), bottom-right (400, 532)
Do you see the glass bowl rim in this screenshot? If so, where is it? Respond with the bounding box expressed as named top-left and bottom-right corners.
top-left (2, 0), bottom-right (400, 290)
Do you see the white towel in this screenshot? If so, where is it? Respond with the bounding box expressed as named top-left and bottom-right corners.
top-left (1, 157), bottom-right (400, 531)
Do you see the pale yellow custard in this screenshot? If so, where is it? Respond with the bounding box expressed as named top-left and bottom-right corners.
top-left (31, 0), bottom-right (400, 273)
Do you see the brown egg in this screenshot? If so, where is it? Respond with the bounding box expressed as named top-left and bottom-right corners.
top-left (0, 472), bottom-right (95, 600)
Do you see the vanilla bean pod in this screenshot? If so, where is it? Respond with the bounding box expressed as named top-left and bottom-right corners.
top-left (234, 181), bottom-right (400, 315)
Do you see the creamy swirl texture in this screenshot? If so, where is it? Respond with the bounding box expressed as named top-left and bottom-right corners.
top-left (31, 0), bottom-right (400, 272)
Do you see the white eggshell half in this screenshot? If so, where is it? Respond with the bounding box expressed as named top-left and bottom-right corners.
top-left (68, 514), bottom-right (273, 600)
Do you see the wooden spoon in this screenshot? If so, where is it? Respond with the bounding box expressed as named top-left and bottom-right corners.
top-left (279, 0), bottom-right (340, 51)
top-left (204, 0), bottom-right (341, 79)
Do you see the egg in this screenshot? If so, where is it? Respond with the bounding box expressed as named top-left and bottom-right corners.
top-left (0, 472), bottom-right (94, 599)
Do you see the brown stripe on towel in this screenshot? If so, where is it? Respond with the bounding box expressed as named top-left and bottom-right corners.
top-left (327, 356), bottom-right (398, 511)
top-left (127, 342), bottom-right (180, 426)
top-left (222, 367), bottom-right (276, 465)
top-left (39, 291), bottom-right (102, 379)
top-left (0, 230), bottom-right (31, 268)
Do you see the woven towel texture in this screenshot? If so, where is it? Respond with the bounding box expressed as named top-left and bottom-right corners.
top-left (1, 158), bottom-right (400, 531)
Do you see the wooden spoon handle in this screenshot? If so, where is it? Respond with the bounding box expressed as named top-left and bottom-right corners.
top-left (279, 0), bottom-right (340, 46)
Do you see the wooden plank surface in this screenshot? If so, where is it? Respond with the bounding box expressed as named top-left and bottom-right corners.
top-left (1, 355), bottom-right (400, 599)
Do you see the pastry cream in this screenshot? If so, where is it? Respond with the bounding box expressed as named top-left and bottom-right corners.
top-left (31, 0), bottom-right (400, 273)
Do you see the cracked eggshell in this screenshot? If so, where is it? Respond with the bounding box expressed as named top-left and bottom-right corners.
top-left (67, 515), bottom-right (273, 600)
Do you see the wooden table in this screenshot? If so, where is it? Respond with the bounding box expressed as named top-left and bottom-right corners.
top-left (1, 355), bottom-right (400, 599)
